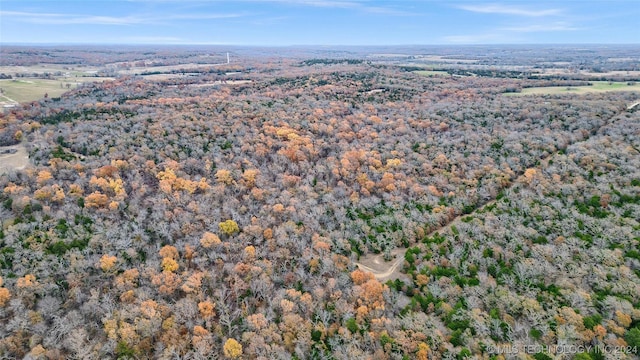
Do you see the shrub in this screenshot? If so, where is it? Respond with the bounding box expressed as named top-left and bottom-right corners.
top-left (219, 220), bottom-right (239, 236)
top-left (346, 318), bottom-right (358, 333)
top-left (582, 314), bottom-right (602, 330)
top-left (625, 328), bottom-right (640, 352)
top-left (223, 338), bottom-right (243, 358)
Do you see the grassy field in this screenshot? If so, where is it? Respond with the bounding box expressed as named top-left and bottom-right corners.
top-left (119, 62), bottom-right (227, 76)
top-left (0, 77), bottom-right (113, 103)
top-left (505, 81), bottom-right (640, 96)
top-left (0, 64), bottom-right (101, 77)
top-left (414, 70), bottom-right (449, 77)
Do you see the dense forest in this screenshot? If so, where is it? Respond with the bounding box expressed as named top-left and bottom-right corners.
top-left (0, 48), bottom-right (639, 359)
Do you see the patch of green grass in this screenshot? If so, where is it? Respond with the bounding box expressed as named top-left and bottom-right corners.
top-left (414, 70), bottom-right (449, 77)
top-left (504, 81), bottom-right (640, 96)
top-left (0, 79), bottom-right (76, 103)
top-left (590, 81), bottom-right (637, 90)
top-left (0, 77), bottom-right (112, 103)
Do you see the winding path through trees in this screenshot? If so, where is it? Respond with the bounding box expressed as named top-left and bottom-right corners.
top-left (355, 101), bottom-right (639, 281)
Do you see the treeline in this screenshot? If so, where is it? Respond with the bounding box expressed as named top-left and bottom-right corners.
top-left (301, 58), bottom-right (365, 66)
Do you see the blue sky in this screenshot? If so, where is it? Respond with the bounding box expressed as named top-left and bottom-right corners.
top-left (1, 0), bottom-right (638, 45)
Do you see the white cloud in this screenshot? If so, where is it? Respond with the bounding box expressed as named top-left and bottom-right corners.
top-left (261, 0), bottom-right (358, 7)
top-left (167, 13), bottom-right (245, 20)
top-left (248, 0), bottom-right (415, 15)
top-left (0, 10), bottom-right (146, 25)
top-left (127, 0), bottom-right (359, 4)
top-left (501, 22), bottom-right (579, 32)
top-left (247, 15), bottom-right (291, 25)
top-left (457, 4), bottom-right (562, 17)
top-left (0, 10), bottom-right (244, 26)
top-left (363, 6), bottom-right (417, 16)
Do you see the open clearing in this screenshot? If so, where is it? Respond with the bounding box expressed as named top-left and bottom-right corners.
top-left (414, 70), bottom-right (449, 77)
top-left (0, 64), bottom-right (102, 78)
top-left (505, 81), bottom-right (640, 96)
top-left (355, 248), bottom-right (407, 282)
top-left (531, 69), bottom-right (640, 79)
top-left (188, 80), bottom-right (252, 87)
top-left (0, 77), bottom-right (113, 103)
top-left (0, 143), bottom-right (30, 175)
top-left (119, 62), bottom-right (228, 76)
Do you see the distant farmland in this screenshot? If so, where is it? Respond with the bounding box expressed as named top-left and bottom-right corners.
top-left (413, 70), bottom-right (449, 77)
top-left (505, 81), bottom-right (640, 96)
top-left (0, 77), bottom-right (113, 103)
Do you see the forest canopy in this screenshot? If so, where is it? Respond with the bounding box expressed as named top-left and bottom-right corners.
top-left (0, 46), bottom-right (639, 359)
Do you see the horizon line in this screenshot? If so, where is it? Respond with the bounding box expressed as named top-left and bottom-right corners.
top-left (1, 42), bottom-right (639, 47)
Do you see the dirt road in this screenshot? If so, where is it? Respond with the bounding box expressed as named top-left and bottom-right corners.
top-left (354, 101), bottom-right (638, 282)
top-left (355, 248), bottom-right (406, 282)
top-left (0, 144), bottom-right (30, 175)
